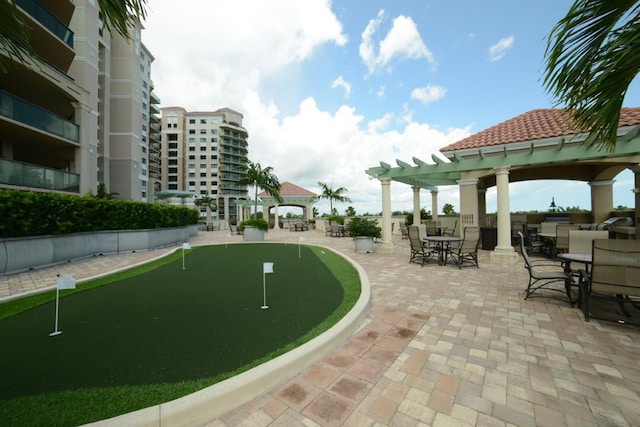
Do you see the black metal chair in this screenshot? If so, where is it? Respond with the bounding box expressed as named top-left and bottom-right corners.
top-left (518, 231), bottom-right (573, 303)
top-left (579, 239), bottom-right (640, 323)
top-left (446, 226), bottom-right (480, 269)
top-left (408, 225), bottom-right (435, 267)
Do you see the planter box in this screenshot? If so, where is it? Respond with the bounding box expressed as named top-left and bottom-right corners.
top-left (0, 225), bottom-right (198, 275)
top-left (354, 236), bottom-right (375, 253)
top-left (242, 226), bottom-right (265, 242)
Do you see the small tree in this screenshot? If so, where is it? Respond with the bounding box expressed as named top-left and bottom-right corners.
top-left (345, 206), bottom-right (356, 217)
top-left (317, 181), bottom-right (351, 215)
top-left (442, 203), bottom-right (456, 215)
top-left (237, 161), bottom-right (283, 219)
top-left (194, 195), bottom-right (217, 221)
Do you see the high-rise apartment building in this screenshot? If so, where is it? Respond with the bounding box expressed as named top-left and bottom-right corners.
top-left (0, 0), bottom-right (157, 201)
top-left (160, 107), bottom-right (249, 222)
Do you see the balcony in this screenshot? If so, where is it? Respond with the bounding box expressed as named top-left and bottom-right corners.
top-left (16, 0), bottom-right (75, 71)
top-left (0, 158), bottom-right (79, 192)
top-left (0, 90), bottom-right (79, 143)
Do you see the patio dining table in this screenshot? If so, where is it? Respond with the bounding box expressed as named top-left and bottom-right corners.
top-left (423, 236), bottom-right (463, 266)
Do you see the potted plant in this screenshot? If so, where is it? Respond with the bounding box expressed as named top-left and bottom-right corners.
top-left (239, 218), bottom-right (269, 241)
top-left (346, 217), bottom-right (381, 253)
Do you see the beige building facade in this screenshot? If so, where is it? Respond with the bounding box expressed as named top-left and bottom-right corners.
top-left (0, 0), bottom-right (158, 202)
top-left (160, 107), bottom-right (249, 222)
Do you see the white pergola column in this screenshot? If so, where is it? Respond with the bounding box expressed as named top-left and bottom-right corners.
top-left (412, 185), bottom-right (421, 225)
top-left (379, 178), bottom-right (394, 252)
top-left (491, 167), bottom-right (518, 262)
top-left (457, 178), bottom-right (479, 227)
top-left (274, 204), bottom-right (280, 229)
top-left (431, 190), bottom-right (439, 220)
top-left (631, 165), bottom-right (640, 239)
top-left (589, 180), bottom-right (615, 224)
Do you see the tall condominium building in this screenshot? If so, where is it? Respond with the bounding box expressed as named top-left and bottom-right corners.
top-left (160, 107), bottom-right (249, 222)
top-left (0, 0), bottom-right (157, 201)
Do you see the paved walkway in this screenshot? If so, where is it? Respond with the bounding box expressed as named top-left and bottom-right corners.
top-left (3, 229), bottom-right (640, 426)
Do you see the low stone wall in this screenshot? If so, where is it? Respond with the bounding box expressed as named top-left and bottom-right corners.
top-left (0, 225), bottom-right (199, 275)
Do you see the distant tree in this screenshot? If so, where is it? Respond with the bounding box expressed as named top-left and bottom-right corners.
top-left (194, 195), bottom-right (217, 219)
top-left (442, 203), bottom-right (456, 215)
top-left (345, 206), bottom-right (356, 216)
top-left (317, 181), bottom-right (352, 215)
top-left (237, 161), bottom-right (283, 219)
top-left (615, 205), bottom-right (633, 210)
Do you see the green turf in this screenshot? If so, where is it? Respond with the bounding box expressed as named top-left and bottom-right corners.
top-left (0, 243), bottom-right (360, 426)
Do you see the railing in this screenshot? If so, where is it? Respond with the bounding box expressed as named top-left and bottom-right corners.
top-left (15, 0), bottom-right (74, 49)
top-left (0, 158), bottom-right (80, 192)
top-left (0, 90), bottom-right (79, 143)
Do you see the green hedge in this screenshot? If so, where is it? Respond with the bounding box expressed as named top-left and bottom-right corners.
top-left (0, 190), bottom-right (200, 238)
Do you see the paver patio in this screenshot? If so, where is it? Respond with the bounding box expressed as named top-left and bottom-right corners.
top-left (2, 228), bottom-right (640, 426)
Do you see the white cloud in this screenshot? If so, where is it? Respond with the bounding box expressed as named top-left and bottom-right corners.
top-left (331, 76), bottom-right (352, 97)
top-left (488, 36), bottom-right (515, 62)
top-left (411, 84), bottom-right (447, 105)
top-left (143, 0), bottom-right (346, 110)
top-left (359, 10), bottom-right (434, 74)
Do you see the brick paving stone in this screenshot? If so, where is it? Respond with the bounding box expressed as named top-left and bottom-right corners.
top-left (5, 229), bottom-right (640, 426)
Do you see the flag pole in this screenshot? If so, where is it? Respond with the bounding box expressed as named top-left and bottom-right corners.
top-left (49, 286), bottom-right (61, 336)
top-left (261, 270), bottom-right (268, 309)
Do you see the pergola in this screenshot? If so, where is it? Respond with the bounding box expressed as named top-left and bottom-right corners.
top-left (366, 108), bottom-right (640, 258)
top-left (238, 182), bottom-right (317, 228)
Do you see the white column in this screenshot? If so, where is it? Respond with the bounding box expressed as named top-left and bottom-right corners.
top-left (491, 167), bottom-right (518, 262)
top-left (431, 190), bottom-right (439, 220)
top-left (457, 178), bottom-right (479, 227)
top-left (631, 165), bottom-right (640, 239)
top-left (379, 178), bottom-right (394, 252)
top-left (589, 179), bottom-right (615, 224)
top-left (412, 185), bottom-right (421, 225)
top-left (274, 204), bottom-right (280, 229)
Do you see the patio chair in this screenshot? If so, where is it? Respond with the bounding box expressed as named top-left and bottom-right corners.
top-left (554, 224), bottom-right (580, 257)
top-left (324, 220), bottom-right (332, 236)
top-left (518, 232), bottom-right (573, 303)
top-left (424, 220), bottom-right (438, 236)
top-left (442, 220), bottom-right (457, 237)
top-left (568, 230), bottom-right (609, 254)
top-left (400, 223), bottom-right (408, 239)
top-left (579, 239), bottom-right (640, 323)
top-left (446, 226), bottom-right (480, 269)
top-left (408, 225), bottom-right (435, 266)
top-left (521, 223), bottom-right (548, 255)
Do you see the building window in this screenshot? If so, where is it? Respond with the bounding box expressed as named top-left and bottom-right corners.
top-left (200, 155), bottom-right (207, 160)
top-left (211, 138), bottom-right (217, 143)
top-left (188, 155), bottom-right (195, 160)
top-left (189, 119), bottom-right (195, 124)
top-left (200, 138), bottom-right (207, 143)
top-left (168, 134), bottom-right (178, 141)
top-left (189, 181), bottom-right (195, 186)
top-left (189, 147), bottom-right (195, 151)
top-left (200, 181), bottom-right (207, 186)
top-left (200, 119), bottom-right (206, 124)
top-left (200, 173), bottom-right (206, 177)
top-left (168, 150), bottom-right (177, 157)
top-left (189, 129), bottom-right (195, 134)
top-left (188, 138), bottom-right (195, 144)
top-left (200, 147), bottom-right (206, 151)
top-left (200, 129), bottom-right (206, 134)
top-left (168, 159), bottom-right (178, 165)
top-left (168, 142), bottom-right (178, 149)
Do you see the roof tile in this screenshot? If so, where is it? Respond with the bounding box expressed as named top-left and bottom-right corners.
top-left (441, 107), bottom-right (640, 152)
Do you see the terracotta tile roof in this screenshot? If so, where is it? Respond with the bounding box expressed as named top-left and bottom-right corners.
top-left (258, 181), bottom-right (316, 197)
top-left (441, 107), bottom-right (640, 152)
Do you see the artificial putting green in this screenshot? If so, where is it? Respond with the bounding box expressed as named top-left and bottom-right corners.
top-left (0, 243), bottom-right (360, 426)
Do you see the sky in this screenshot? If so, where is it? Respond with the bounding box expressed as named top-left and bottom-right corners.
top-left (142, 0), bottom-right (640, 217)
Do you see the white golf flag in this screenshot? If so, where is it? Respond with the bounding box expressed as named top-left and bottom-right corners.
top-left (57, 276), bottom-right (76, 290)
top-left (263, 262), bottom-right (274, 274)
top-left (298, 236), bottom-right (305, 242)
top-left (182, 242), bottom-right (191, 249)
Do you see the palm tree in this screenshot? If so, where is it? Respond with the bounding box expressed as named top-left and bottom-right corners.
top-left (317, 181), bottom-right (352, 215)
top-left (1, 0), bottom-right (148, 72)
top-left (237, 161), bottom-right (283, 219)
top-left (543, 0), bottom-right (640, 151)
top-left (194, 195), bottom-right (217, 220)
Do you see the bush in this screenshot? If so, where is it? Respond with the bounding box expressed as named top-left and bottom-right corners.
top-left (0, 190), bottom-right (199, 238)
top-left (346, 217), bottom-right (381, 238)
top-left (239, 218), bottom-right (269, 231)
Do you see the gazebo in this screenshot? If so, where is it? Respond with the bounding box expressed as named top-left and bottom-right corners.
top-left (366, 107), bottom-right (640, 257)
top-left (237, 182), bottom-right (317, 229)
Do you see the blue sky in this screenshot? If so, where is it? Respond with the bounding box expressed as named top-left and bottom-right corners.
top-left (143, 0), bottom-right (639, 216)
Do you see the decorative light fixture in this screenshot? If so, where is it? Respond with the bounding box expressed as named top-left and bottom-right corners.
top-left (549, 197), bottom-right (557, 213)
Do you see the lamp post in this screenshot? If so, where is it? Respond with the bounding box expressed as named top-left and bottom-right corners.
top-left (549, 197), bottom-right (557, 213)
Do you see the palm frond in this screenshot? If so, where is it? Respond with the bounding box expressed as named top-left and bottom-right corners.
top-left (543, 0), bottom-right (640, 151)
